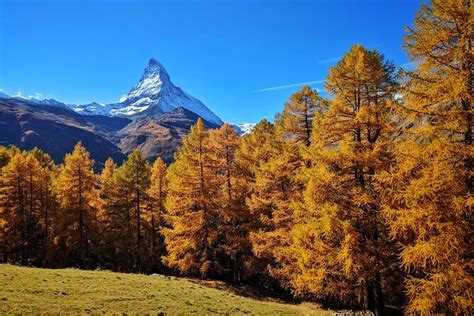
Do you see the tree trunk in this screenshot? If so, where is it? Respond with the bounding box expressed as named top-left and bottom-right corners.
top-left (136, 168), bottom-right (141, 271)
top-left (373, 270), bottom-right (385, 316)
top-left (304, 99), bottom-right (311, 147)
top-left (78, 168), bottom-right (85, 268)
top-left (18, 175), bottom-right (26, 265)
top-left (26, 171), bottom-right (33, 264)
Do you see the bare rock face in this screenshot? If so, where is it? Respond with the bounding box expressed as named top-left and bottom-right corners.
top-left (117, 107), bottom-right (219, 163)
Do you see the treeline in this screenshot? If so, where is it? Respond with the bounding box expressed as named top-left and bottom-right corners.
top-left (0, 0), bottom-right (472, 314)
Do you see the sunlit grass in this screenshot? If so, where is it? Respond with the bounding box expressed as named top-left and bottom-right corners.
top-left (0, 264), bottom-right (329, 315)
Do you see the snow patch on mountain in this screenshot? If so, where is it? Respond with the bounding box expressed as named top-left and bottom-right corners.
top-left (0, 92), bottom-right (11, 99)
top-left (233, 122), bottom-right (256, 136)
top-left (73, 102), bottom-right (120, 116)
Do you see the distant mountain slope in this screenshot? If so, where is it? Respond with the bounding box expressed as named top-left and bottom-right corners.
top-left (85, 115), bottom-right (132, 132)
top-left (69, 58), bottom-right (223, 125)
top-left (0, 96), bottom-right (220, 164)
top-left (0, 98), bottom-right (125, 165)
top-left (117, 107), bottom-right (219, 163)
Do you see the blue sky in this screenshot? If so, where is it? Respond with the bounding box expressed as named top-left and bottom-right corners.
top-left (0, 0), bottom-right (421, 123)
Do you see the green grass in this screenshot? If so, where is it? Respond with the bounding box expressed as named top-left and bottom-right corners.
top-left (0, 264), bottom-right (329, 315)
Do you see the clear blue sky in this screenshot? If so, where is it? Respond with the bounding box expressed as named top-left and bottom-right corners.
top-left (0, 0), bottom-right (421, 123)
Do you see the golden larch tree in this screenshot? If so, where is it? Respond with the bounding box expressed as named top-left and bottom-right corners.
top-left (377, 0), bottom-right (473, 314)
top-left (53, 142), bottom-right (99, 268)
top-left (164, 119), bottom-right (219, 277)
top-left (146, 157), bottom-right (168, 271)
top-left (114, 150), bottom-right (151, 271)
top-left (208, 124), bottom-right (249, 281)
top-left (0, 153), bottom-right (29, 265)
top-left (97, 158), bottom-right (130, 270)
top-left (280, 85), bottom-right (326, 146)
top-left (281, 45), bottom-right (400, 314)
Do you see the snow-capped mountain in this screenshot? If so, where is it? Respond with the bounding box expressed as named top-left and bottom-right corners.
top-left (233, 122), bottom-right (256, 136)
top-left (70, 58), bottom-right (223, 125)
top-left (0, 92), bottom-right (10, 99)
top-left (0, 92), bottom-right (68, 109)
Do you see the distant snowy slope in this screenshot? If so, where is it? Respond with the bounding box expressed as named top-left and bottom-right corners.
top-left (0, 92), bottom-right (69, 109)
top-left (233, 122), bottom-right (256, 135)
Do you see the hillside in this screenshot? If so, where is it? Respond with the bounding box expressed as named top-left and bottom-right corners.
top-left (0, 265), bottom-right (329, 315)
top-left (0, 98), bottom-right (125, 165)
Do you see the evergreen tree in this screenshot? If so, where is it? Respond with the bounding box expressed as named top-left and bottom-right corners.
top-left (377, 0), bottom-right (473, 314)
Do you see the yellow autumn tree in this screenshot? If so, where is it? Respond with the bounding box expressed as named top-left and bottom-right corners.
top-left (0, 146), bottom-right (21, 169)
top-left (27, 147), bottom-right (56, 259)
top-left (280, 85), bottom-right (326, 146)
top-left (208, 124), bottom-right (249, 281)
top-left (97, 158), bottom-right (131, 270)
top-left (0, 152), bottom-right (50, 265)
top-left (23, 153), bottom-right (50, 265)
top-left (277, 45), bottom-right (400, 314)
top-left (114, 150), bottom-right (151, 272)
top-left (0, 153), bottom-right (29, 265)
top-left (164, 118), bottom-right (219, 277)
top-left (232, 119), bottom-right (277, 283)
top-left (251, 89), bottom-right (328, 283)
top-left (53, 142), bottom-right (99, 268)
top-left (377, 0), bottom-right (473, 314)
top-left (145, 157), bottom-right (168, 272)
top-left (232, 117), bottom-right (302, 289)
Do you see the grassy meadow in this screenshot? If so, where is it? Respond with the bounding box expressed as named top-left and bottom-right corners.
top-left (0, 264), bottom-right (330, 315)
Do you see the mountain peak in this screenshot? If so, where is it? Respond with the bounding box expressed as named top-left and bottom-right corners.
top-left (69, 58), bottom-right (223, 125)
top-left (144, 57), bottom-right (169, 78)
top-left (148, 58), bottom-right (162, 68)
